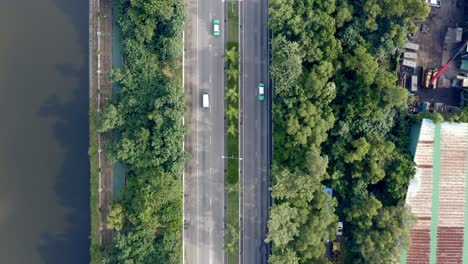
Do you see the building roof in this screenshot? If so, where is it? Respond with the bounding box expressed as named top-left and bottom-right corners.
top-left (403, 119), bottom-right (468, 264)
top-left (404, 42), bottom-right (420, 51)
top-left (403, 59), bottom-right (417, 68)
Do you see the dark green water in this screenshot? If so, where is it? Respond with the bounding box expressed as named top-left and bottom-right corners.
top-left (0, 0), bottom-right (90, 263)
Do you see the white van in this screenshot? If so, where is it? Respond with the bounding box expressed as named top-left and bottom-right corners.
top-left (202, 93), bottom-right (209, 108)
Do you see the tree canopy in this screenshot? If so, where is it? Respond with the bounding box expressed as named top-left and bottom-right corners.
top-left (267, 0), bottom-right (426, 262)
top-left (100, 0), bottom-right (185, 262)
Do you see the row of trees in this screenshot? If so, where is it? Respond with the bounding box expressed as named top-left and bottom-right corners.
top-left (267, 0), bottom-right (430, 263)
top-left (97, 0), bottom-right (186, 263)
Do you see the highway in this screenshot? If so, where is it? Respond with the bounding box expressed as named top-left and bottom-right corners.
top-left (239, 0), bottom-right (271, 262)
top-left (183, 0), bottom-right (226, 262)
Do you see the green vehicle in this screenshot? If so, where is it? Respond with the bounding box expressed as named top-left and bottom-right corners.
top-left (213, 19), bottom-right (220, 36)
top-left (258, 82), bottom-right (265, 101)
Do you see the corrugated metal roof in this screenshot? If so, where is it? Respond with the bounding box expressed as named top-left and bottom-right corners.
top-left (405, 119), bottom-right (468, 264)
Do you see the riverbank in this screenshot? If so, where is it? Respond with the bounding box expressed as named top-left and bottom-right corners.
top-left (89, 0), bottom-right (115, 261)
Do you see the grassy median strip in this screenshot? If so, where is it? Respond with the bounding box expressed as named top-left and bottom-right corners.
top-left (89, 103), bottom-right (102, 262)
top-left (225, 1), bottom-right (240, 263)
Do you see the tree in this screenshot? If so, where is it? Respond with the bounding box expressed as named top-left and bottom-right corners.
top-left (265, 203), bottom-right (300, 247)
top-left (343, 46), bottom-right (379, 85)
top-left (269, 248), bottom-right (300, 264)
top-left (449, 106), bottom-right (468, 122)
top-left (354, 204), bottom-right (416, 263)
top-left (225, 224), bottom-right (239, 254)
top-left (103, 0), bottom-right (187, 260)
top-left (225, 47), bottom-right (238, 64)
top-left (305, 147), bottom-right (329, 178)
top-left (345, 195), bottom-right (382, 229)
top-left (225, 86), bottom-right (238, 102)
top-left (97, 104), bottom-right (122, 133)
top-left (271, 35), bottom-right (303, 96)
top-left (107, 202), bottom-right (126, 231)
top-left (380, 153), bottom-right (415, 204)
top-left (344, 137), bottom-right (370, 163)
top-left (363, 0), bottom-right (382, 31)
top-left (271, 165), bottom-right (318, 202)
top-left (226, 67), bottom-right (239, 81)
top-left (226, 106), bottom-right (239, 121)
top-left (227, 123), bottom-right (237, 136)
top-left (292, 190), bottom-right (338, 261)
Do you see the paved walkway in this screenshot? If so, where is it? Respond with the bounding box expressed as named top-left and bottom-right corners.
top-left (89, 0), bottom-right (115, 247)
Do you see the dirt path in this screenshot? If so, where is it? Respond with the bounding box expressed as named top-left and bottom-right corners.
top-left (89, 0), bottom-right (115, 247)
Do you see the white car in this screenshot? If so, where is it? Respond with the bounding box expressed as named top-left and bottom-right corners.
top-left (427, 0), bottom-right (440, 7)
top-left (202, 93), bottom-right (209, 108)
top-left (213, 19), bottom-right (220, 36)
top-left (337, 222), bottom-right (343, 236)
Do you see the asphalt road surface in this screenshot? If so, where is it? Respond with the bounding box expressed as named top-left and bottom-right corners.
top-left (183, 0), bottom-right (226, 262)
top-left (240, 0), bottom-right (271, 262)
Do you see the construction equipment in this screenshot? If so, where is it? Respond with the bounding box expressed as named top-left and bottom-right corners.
top-left (424, 68), bottom-right (438, 88)
top-left (429, 41), bottom-right (468, 88)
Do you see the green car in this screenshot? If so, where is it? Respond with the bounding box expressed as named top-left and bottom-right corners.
top-left (258, 83), bottom-right (265, 101)
top-left (213, 19), bottom-right (220, 36)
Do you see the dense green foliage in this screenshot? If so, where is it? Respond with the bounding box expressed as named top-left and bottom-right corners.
top-left (268, 0), bottom-right (429, 263)
top-left (98, 0), bottom-right (185, 263)
top-left (225, 42), bottom-right (241, 262)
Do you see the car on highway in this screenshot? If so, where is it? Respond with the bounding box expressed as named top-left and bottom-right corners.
top-left (202, 93), bottom-right (210, 108)
top-left (213, 19), bottom-right (220, 36)
top-left (258, 82), bottom-right (265, 101)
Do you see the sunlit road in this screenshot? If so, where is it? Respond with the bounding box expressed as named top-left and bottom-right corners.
top-left (183, 0), bottom-right (226, 263)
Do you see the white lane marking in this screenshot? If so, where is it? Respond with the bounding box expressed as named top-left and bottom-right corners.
top-left (220, 3), bottom-right (227, 262)
top-left (182, 27), bottom-right (185, 264)
top-left (196, 0), bottom-right (200, 262)
top-left (240, 0), bottom-right (245, 263)
top-left (210, 136), bottom-right (212, 145)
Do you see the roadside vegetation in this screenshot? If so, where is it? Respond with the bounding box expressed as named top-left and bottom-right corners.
top-left (97, 0), bottom-right (186, 262)
top-left (267, 0), bottom-right (430, 263)
top-left (225, 2), bottom-right (240, 262)
top-left (89, 103), bottom-right (103, 262)
top-left (225, 45), bottom-right (240, 262)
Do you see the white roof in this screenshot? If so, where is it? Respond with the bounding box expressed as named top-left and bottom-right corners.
top-left (411, 75), bottom-right (418, 92)
top-left (404, 52), bottom-right (418, 59)
top-left (202, 93), bottom-right (209, 108)
top-left (403, 42), bottom-right (420, 50)
top-left (402, 59), bottom-right (417, 68)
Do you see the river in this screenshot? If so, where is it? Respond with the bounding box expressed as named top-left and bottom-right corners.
top-left (0, 0), bottom-right (90, 263)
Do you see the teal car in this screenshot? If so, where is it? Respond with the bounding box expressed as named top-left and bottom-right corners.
top-left (213, 19), bottom-right (220, 36)
top-left (258, 83), bottom-right (265, 101)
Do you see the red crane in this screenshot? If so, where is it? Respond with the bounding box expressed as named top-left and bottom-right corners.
top-left (429, 41), bottom-right (468, 88)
